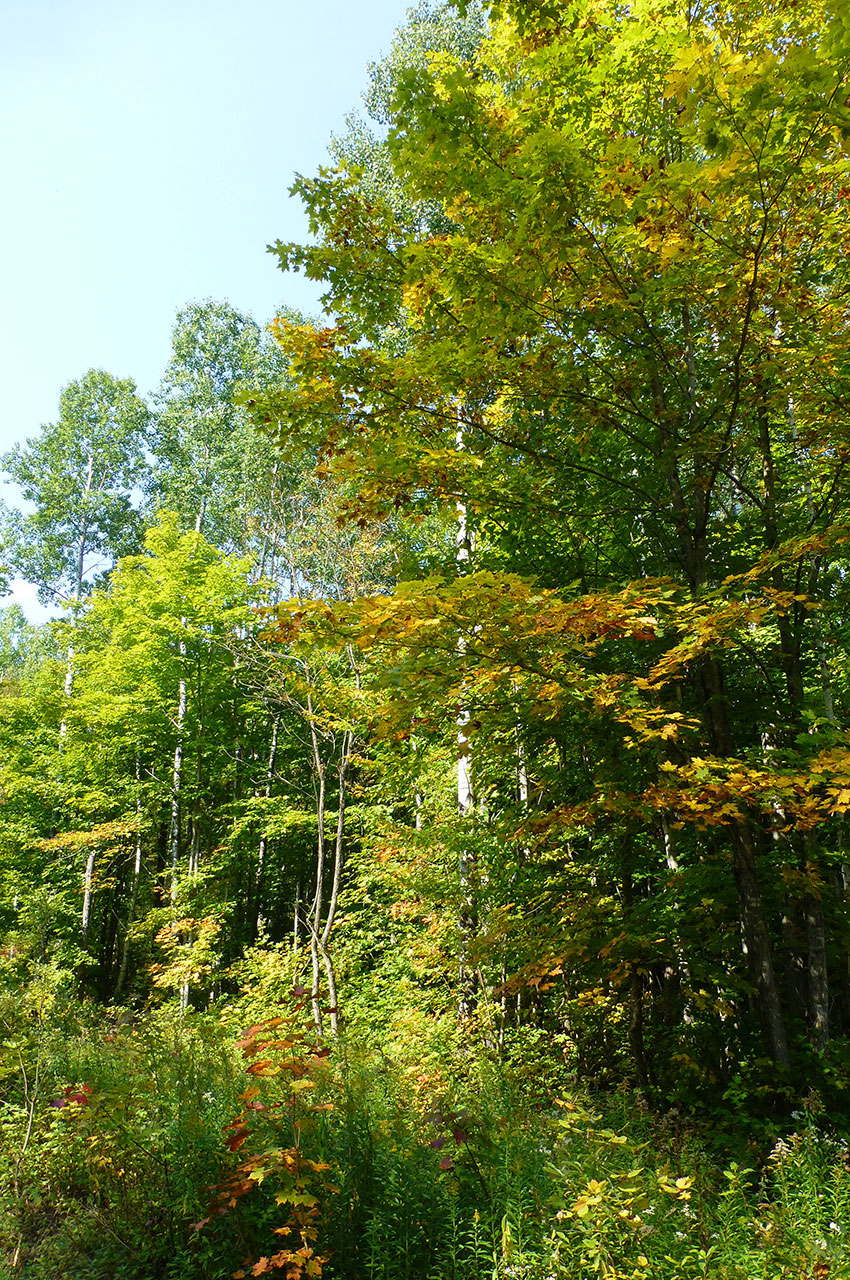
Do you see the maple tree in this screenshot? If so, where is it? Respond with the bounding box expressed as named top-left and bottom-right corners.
top-left (249, 0), bottom-right (850, 1076)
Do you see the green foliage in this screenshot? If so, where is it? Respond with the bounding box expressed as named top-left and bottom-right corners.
top-left (1, 369), bottom-right (151, 603)
top-left (254, 0), bottom-right (850, 1091)
top-left (0, 996), bottom-right (243, 1279)
top-left (151, 299), bottom-right (313, 569)
top-left (2, 1), bottom-right (850, 1276)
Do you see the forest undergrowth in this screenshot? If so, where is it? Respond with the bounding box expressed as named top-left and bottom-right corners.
top-left (1, 960), bottom-right (848, 1280)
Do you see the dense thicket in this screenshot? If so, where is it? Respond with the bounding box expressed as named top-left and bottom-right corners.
top-left (2, 1), bottom-right (850, 1277)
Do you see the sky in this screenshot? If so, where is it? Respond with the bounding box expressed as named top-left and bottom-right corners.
top-left (0, 0), bottom-right (412, 618)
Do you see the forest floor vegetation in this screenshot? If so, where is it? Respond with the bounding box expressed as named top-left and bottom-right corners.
top-left (1, 982), bottom-right (848, 1280)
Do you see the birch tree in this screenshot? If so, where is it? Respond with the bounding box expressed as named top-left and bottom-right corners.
top-left (1, 369), bottom-right (150, 606)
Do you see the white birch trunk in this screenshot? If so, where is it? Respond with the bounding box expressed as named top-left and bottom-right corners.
top-left (81, 848), bottom-right (96, 946)
top-left (61, 455), bottom-right (94, 731)
top-left (168, 641), bottom-right (189, 1012)
top-left (169, 652), bottom-right (187, 904)
top-left (116, 770), bottom-right (143, 1000)
top-left (253, 715), bottom-right (280, 939)
top-left (318, 731), bottom-right (353, 1035)
top-left (456, 406), bottom-right (477, 1020)
top-left (307, 687), bottom-right (327, 1033)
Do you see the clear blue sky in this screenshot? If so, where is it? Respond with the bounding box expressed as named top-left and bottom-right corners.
top-left (1, 0), bottom-right (412, 616)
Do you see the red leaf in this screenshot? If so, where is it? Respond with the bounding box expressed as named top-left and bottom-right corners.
top-left (225, 1127), bottom-right (250, 1151)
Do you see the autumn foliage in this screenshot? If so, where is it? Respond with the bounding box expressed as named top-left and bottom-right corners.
top-left (3, 0), bottom-right (850, 1277)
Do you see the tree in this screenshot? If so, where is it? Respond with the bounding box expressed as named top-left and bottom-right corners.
top-left (69, 516), bottom-right (258, 986)
top-left (0, 606), bottom-right (38, 688)
top-left (328, 0), bottom-right (486, 245)
top-left (152, 300), bottom-right (297, 559)
top-left (1, 370), bottom-right (151, 605)
top-left (253, 0), bottom-right (850, 1079)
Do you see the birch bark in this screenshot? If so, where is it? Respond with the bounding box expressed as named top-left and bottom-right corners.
top-left (456, 408), bottom-right (477, 1021)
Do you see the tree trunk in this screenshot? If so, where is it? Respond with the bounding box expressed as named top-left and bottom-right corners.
top-left (317, 732), bottom-right (353, 1035)
top-left (252, 715), bottom-right (280, 941)
top-left (81, 848), bottom-right (96, 946)
top-left (701, 655), bottom-right (790, 1069)
top-left (730, 822), bottom-right (790, 1069)
top-left (116, 833), bottom-right (142, 1000)
top-left (628, 968), bottom-right (650, 1093)
top-left (622, 862), bottom-right (652, 1090)
top-left (307, 691), bottom-right (327, 1033)
top-left (457, 705), bottom-right (477, 1022)
top-left (804, 837), bottom-right (829, 1054)
top-left (781, 386), bottom-right (832, 1048)
top-left (456, 406), bottom-right (478, 1021)
top-left (115, 767), bottom-right (144, 1000)
top-left (98, 876), bottom-right (121, 1000)
top-left (169, 648), bottom-right (187, 904)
